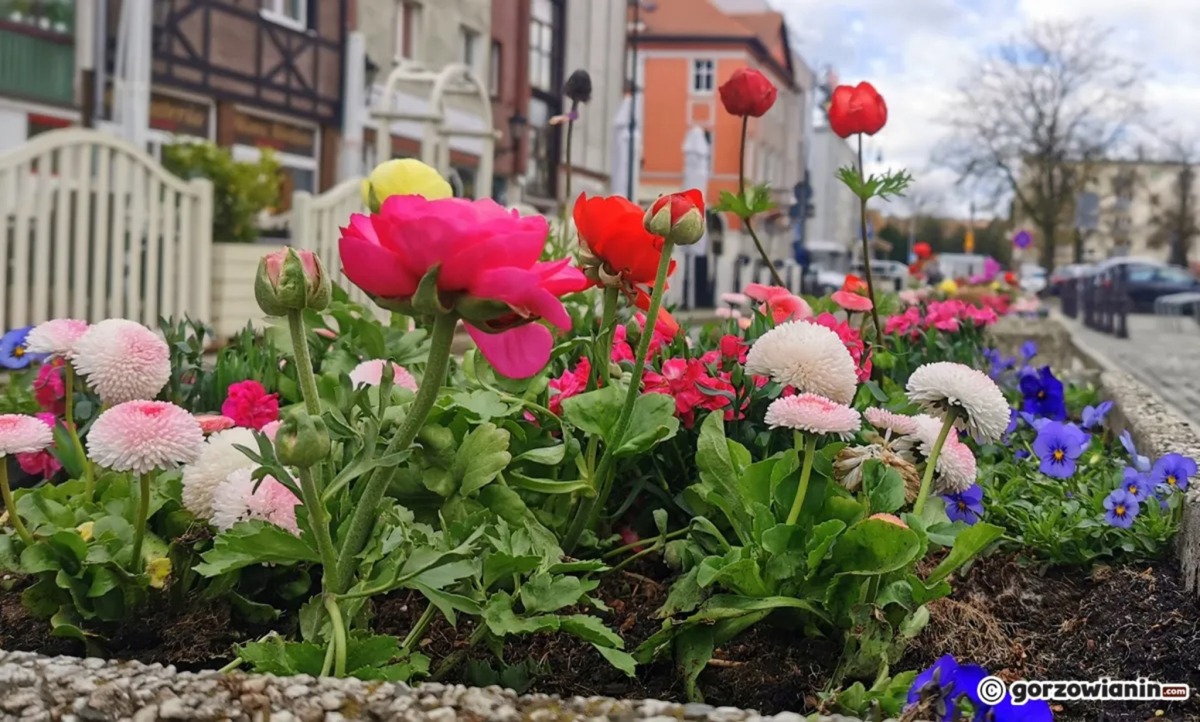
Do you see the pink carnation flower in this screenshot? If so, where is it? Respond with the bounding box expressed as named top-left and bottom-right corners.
top-left (71, 319), bottom-right (171, 405)
top-left (348, 359), bottom-right (419, 391)
top-left (221, 380), bottom-right (280, 431)
top-left (764, 393), bottom-right (861, 440)
top-left (548, 357), bottom-right (591, 416)
top-left (0, 413), bottom-right (54, 456)
top-left (25, 319), bottom-right (89, 358)
top-left (33, 358), bottom-right (66, 415)
top-left (87, 401), bottom-right (204, 474)
top-left (15, 413), bottom-right (61, 480)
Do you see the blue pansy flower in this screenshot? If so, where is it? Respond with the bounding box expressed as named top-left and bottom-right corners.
top-left (0, 326), bottom-right (41, 370)
top-left (1081, 400), bottom-right (1114, 431)
top-left (1104, 488), bottom-right (1140, 528)
top-left (1032, 421), bottom-right (1089, 478)
top-left (906, 654), bottom-right (987, 721)
top-left (1020, 339), bottom-right (1038, 361)
top-left (1019, 411), bottom-right (1052, 431)
top-left (1119, 430), bottom-right (1152, 472)
top-left (1020, 366), bottom-right (1066, 420)
top-left (1150, 453), bottom-right (1197, 494)
top-left (943, 484), bottom-right (984, 525)
top-left (1120, 467), bottom-right (1152, 502)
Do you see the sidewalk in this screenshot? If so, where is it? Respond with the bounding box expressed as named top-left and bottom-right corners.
top-left (1059, 311), bottom-right (1200, 425)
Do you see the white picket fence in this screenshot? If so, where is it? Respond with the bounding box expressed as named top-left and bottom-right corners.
top-left (291, 180), bottom-right (381, 316)
top-left (0, 129), bottom-right (213, 331)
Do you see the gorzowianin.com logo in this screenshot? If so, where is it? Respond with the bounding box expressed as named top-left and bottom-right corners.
top-left (977, 676), bottom-right (1191, 705)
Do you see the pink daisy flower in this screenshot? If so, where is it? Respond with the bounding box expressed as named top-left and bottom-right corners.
top-left (15, 413), bottom-right (61, 480)
top-left (71, 319), bottom-right (171, 405)
top-left (24, 319), bottom-right (90, 358)
top-left (347, 359), bottom-right (419, 391)
top-left (865, 407), bottom-right (919, 437)
top-left (764, 393), bottom-right (861, 440)
top-left (0, 414), bottom-right (54, 456)
top-left (210, 467), bottom-right (301, 536)
top-left (195, 415), bottom-right (236, 435)
top-left (87, 401), bottom-right (204, 474)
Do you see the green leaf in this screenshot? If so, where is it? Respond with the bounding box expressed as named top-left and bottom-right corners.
top-left (86, 567), bottom-right (122, 599)
top-left (451, 390), bottom-right (514, 422)
top-left (414, 583), bottom-right (481, 626)
top-left (453, 423), bottom-right (512, 496)
top-left (614, 394), bottom-right (680, 458)
top-left (713, 190), bottom-right (750, 217)
top-left (907, 574), bottom-right (952, 606)
top-left (237, 636), bottom-right (326, 676)
top-left (345, 634), bottom-right (401, 673)
top-left (660, 566), bottom-right (706, 617)
top-left (926, 522), bottom-right (1004, 584)
top-left (829, 518), bottom-right (921, 576)
top-left (505, 472), bottom-right (593, 496)
top-left (805, 519), bottom-right (847, 574)
top-left (694, 412), bottom-right (752, 541)
top-left (520, 574), bottom-right (588, 614)
top-left (483, 552), bottom-right (541, 589)
top-left (593, 644), bottom-right (637, 677)
top-left (477, 484), bottom-right (528, 526)
top-left (19, 543), bottom-right (63, 574)
top-left (560, 614), bottom-right (623, 648)
top-left (560, 386), bottom-right (623, 440)
top-left (482, 593), bottom-right (560, 636)
top-left (691, 594), bottom-right (829, 625)
top-left (229, 592), bottom-right (282, 623)
top-left (194, 521), bottom-right (319, 576)
top-left (514, 445), bottom-right (567, 466)
top-left (676, 625), bottom-right (715, 702)
top-left (863, 461), bottom-right (907, 514)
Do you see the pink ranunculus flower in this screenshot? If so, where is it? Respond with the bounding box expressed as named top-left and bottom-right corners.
top-left (15, 412), bottom-right (61, 480)
top-left (744, 283), bottom-right (812, 323)
top-left (221, 380), bottom-right (280, 431)
top-left (338, 195), bottom-right (589, 379)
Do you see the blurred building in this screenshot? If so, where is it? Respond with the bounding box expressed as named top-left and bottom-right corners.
top-left (807, 125), bottom-right (858, 252)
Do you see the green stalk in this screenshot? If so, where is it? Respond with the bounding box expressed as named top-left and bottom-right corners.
top-left (785, 432), bottom-right (818, 526)
top-left (130, 472), bottom-right (151, 574)
top-left (287, 310), bottom-right (322, 417)
top-left (738, 117), bottom-right (785, 287)
top-left (912, 409), bottom-right (960, 516)
top-left (296, 465), bottom-right (338, 578)
top-left (563, 242), bottom-right (676, 552)
top-left (0, 462), bottom-right (33, 545)
top-left (856, 135), bottom-right (885, 353)
top-left (401, 603), bottom-right (438, 654)
top-left (431, 623), bottom-right (488, 682)
top-left (62, 364), bottom-right (94, 500)
top-left (331, 312), bottom-right (458, 593)
top-left (593, 286), bottom-right (620, 389)
top-left (324, 595), bottom-right (348, 677)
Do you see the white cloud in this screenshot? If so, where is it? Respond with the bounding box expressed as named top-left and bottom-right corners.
top-left (770, 0), bottom-right (1198, 217)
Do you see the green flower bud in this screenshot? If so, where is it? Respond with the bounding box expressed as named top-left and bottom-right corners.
top-left (644, 189), bottom-right (706, 246)
top-left (274, 410), bottom-right (331, 468)
top-left (255, 247), bottom-right (332, 316)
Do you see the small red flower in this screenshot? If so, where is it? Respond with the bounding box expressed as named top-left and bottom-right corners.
top-left (828, 82), bottom-right (888, 138)
top-left (221, 380), bottom-right (280, 431)
top-left (718, 68), bottom-right (778, 118)
top-left (1004, 271), bottom-right (1018, 286)
top-left (913, 242), bottom-right (933, 260)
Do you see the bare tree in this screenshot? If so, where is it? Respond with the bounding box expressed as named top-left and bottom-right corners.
top-left (937, 21), bottom-right (1143, 271)
top-left (1147, 138), bottom-right (1199, 268)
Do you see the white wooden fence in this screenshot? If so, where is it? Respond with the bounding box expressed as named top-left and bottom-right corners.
top-left (0, 129), bottom-right (213, 331)
top-left (291, 179), bottom-right (381, 315)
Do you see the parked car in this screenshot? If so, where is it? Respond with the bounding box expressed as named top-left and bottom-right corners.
top-left (1121, 263), bottom-right (1200, 313)
top-left (1048, 263), bottom-right (1091, 296)
top-left (805, 239), bottom-right (851, 295)
top-left (851, 259), bottom-right (910, 291)
top-left (1019, 264), bottom-right (1048, 295)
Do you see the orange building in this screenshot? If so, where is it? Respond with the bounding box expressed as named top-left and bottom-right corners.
top-left (632, 0), bottom-right (810, 245)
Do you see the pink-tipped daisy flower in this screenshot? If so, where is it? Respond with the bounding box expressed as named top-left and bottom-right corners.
top-left (87, 401), bottom-right (204, 475)
top-left (764, 393), bottom-right (862, 440)
top-left (864, 407), bottom-right (919, 437)
top-left (0, 414), bottom-right (54, 456)
top-left (71, 319), bottom-right (171, 405)
top-left (745, 320), bottom-right (858, 404)
top-left (15, 413), bottom-right (61, 480)
top-left (906, 362), bottom-right (1010, 443)
top-left (195, 415), bottom-right (236, 435)
top-left (181, 427), bottom-right (259, 519)
top-left (720, 292), bottom-right (750, 306)
top-left (904, 414), bottom-right (978, 493)
top-left (831, 290), bottom-right (874, 313)
top-left (210, 467), bottom-right (301, 535)
top-left (24, 319), bottom-right (89, 358)
top-left (348, 359), bottom-right (419, 391)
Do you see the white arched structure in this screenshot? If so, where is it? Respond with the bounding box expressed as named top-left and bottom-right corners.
top-left (371, 62), bottom-right (497, 200)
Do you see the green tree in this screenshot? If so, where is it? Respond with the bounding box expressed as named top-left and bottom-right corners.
top-left (162, 142), bottom-right (282, 243)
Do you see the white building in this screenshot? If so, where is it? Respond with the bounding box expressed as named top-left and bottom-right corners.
top-left (807, 124), bottom-right (858, 251)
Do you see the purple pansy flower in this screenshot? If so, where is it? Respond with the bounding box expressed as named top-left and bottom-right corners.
top-left (1120, 467), bottom-right (1153, 501)
top-left (1020, 411), bottom-right (1052, 431)
top-left (1104, 488), bottom-right (1140, 528)
top-left (1119, 430), bottom-right (1152, 472)
top-left (942, 484), bottom-right (984, 525)
top-left (1081, 400), bottom-right (1114, 431)
top-left (1020, 366), bottom-right (1067, 420)
top-left (1032, 421), bottom-right (1089, 478)
top-left (906, 654), bottom-right (988, 721)
top-left (1020, 340), bottom-right (1038, 361)
top-left (1150, 453), bottom-right (1197, 494)
top-left (0, 325), bottom-right (42, 370)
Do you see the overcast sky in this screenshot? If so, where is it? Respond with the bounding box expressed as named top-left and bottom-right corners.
top-left (770, 0), bottom-right (1199, 218)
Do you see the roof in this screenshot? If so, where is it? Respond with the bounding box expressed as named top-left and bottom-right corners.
top-left (634, 0), bottom-right (796, 87)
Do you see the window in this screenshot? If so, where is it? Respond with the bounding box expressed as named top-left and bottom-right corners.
top-left (489, 40), bottom-right (502, 97)
top-left (260, 0), bottom-right (306, 31)
top-left (529, 0), bottom-right (555, 91)
top-left (395, 1), bottom-right (422, 62)
top-left (461, 25), bottom-right (481, 77)
top-left (692, 59), bottom-right (715, 93)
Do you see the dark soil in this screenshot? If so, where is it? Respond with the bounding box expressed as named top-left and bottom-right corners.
top-left (908, 555), bottom-right (1200, 722)
top-left (4, 554), bottom-right (1200, 719)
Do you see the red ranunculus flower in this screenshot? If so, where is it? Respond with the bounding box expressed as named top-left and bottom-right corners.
top-left (828, 82), bottom-right (888, 138)
top-left (913, 242), bottom-right (933, 260)
top-left (718, 68), bottom-right (778, 118)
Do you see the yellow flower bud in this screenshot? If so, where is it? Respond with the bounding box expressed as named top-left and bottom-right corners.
top-left (361, 159), bottom-right (453, 212)
top-left (938, 278), bottom-right (959, 295)
top-left (76, 521), bottom-right (94, 542)
top-left (147, 557), bottom-right (172, 589)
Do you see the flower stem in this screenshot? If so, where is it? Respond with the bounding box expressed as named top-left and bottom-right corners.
top-left (785, 432), bottom-right (818, 526)
top-left (130, 472), bottom-right (151, 574)
top-left (323, 594), bottom-right (348, 677)
top-left (594, 286), bottom-right (620, 389)
top-left (331, 312), bottom-right (458, 594)
top-left (401, 603), bottom-right (438, 654)
top-left (563, 242), bottom-right (675, 552)
top-left (738, 117), bottom-right (785, 288)
top-left (913, 409), bottom-right (960, 516)
top-left (296, 465), bottom-right (338, 580)
top-left (0, 462), bottom-right (33, 546)
top-left (62, 364), bottom-right (94, 500)
top-left (287, 310), bottom-right (322, 417)
top-left (431, 622), bottom-right (487, 682)
top-left (856, 135), bottom-right (885, 353)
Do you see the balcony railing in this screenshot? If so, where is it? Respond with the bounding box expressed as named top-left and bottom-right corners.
top-left (0, 7), bottom-right (75, 106)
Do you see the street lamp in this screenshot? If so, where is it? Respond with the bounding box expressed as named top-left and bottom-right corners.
top-left (497, 113), bottom-right (527, 157)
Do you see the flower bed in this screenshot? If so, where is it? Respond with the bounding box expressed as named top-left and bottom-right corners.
top-left (3, 81), bottom-right (1199, 721)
